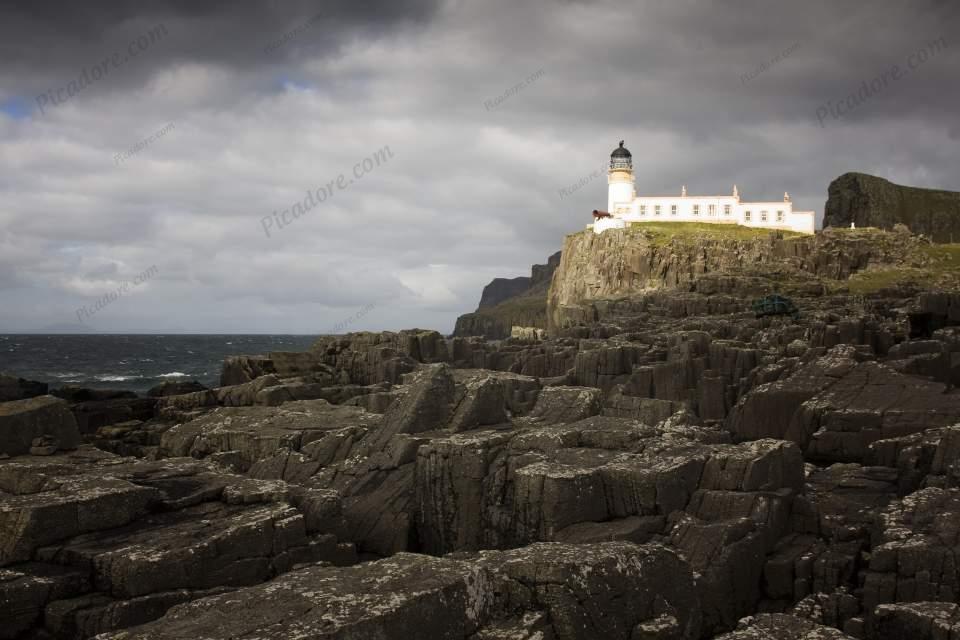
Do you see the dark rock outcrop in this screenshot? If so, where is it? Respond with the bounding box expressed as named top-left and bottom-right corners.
top-left (727, 346), bottom-right (960, 463)
top-left (100, 542), bottom-right (701, 640)
top-left (872, 602), bottom-right (960, 639)
top-left (714, 613), bottom-right (855, 639)
top-left (0, 447), bottom-right (355, 638)
top-left (50, 387), bottom-right (138, 403)
top-left (146, 380), bottom-right (208, 397)
top-left (0, 396), bottom-right (80, 457)
top-left (824, 172), bottom-right (960, 242)
top-left (0, 374), bottom-right (47, 402)
top-left (478, 276), bottom-right (534, 309)
top-left (453, 251), bottom-right (561, 339)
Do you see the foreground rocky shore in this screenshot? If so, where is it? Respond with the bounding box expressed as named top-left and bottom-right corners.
top-left (3, 225), bottom-right (960, 639)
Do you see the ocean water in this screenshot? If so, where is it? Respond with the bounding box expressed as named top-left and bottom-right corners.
top-left (0, 334), bottom-right (319, 395)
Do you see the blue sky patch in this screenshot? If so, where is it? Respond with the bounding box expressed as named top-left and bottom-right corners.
top-left (0, 97), bottom-right (32, 120)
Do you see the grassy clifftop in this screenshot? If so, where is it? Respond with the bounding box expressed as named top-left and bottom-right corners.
top-left (621, 221), bottom-right (808, 244)
top-left (845, 241), bottom-right (960, 294)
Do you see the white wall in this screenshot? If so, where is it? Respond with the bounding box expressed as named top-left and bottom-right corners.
top-left (603, 170), bottom-right (814, 234)
top-left (591, 216), bottom-right (627, 233)
top-left (601, 186), bottom-right (814, 234)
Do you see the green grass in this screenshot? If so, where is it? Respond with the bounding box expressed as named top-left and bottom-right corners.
top-left (922, 243), bottom-right (960, 269)
top-left (844, 268), bottom-right (926, 294)
top-left (621, 221), bottom-right (806, 245)
top-left (843, 243), bottom-right (960, 293)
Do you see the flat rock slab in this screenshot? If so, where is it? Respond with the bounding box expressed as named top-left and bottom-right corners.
top-left (159, 400), bottom-right (382, 470)
top-left (37, 500), bottom-right (306, 598)
top-left (0, 452), bottom-right (159, 567)
top-left (101, 542), bottom-right (700, 640)
top-left (872, 602), bottom-right (960, 640)
top-left (527, 385), bottom-right (603, 424)
top-left (712, 613), bottom-right (854, 639)
top-left (0, 447), bottom-right (355, 638)
top-left (0, 396), bottom-right (80, 457)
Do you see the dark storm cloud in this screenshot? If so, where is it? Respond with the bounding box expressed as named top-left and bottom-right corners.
top-left (0, 0), bottom-right (442, 98)
top-left (0, 0), bottom-right (958, 333)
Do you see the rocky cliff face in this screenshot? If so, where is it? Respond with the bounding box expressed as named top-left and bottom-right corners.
top-left (453, 250), bottom-right (561, 338)
top-left (546, 224), bottom-right (931, 332)
top-left (824, 172), bottom-right (960, 242)
top-left (476, 276), bottom-right (532, 309)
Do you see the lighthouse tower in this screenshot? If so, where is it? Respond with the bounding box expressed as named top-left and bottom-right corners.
top-left (607, 140), bottom-right (635, 213)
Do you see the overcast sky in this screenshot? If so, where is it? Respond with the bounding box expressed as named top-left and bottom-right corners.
top-left (0, 0), bottom-right (957, 334)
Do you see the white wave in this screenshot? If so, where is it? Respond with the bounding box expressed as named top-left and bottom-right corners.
top-left (95, 375), bottom-right (136, 382)
top-left (158, 371), bottom-right (188, 378)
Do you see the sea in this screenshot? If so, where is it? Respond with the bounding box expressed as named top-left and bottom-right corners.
top-left (0, 334), bottom-right (319, 396)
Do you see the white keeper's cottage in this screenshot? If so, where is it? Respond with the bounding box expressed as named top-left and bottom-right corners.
top-left (589, 141), bottom-right (816, 235)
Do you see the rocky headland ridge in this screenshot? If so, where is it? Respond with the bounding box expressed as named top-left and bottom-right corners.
top-left (2, 217), bottom-right (960, 638)
top-left (824, 172), bottom-right (960, 242)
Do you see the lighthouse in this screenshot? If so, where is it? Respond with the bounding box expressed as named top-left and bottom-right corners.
top-left (607, 140), bottom-right (635, 213)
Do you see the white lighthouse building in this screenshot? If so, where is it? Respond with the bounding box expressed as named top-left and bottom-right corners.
top-left (590, 141), bottom-right (815, 235)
